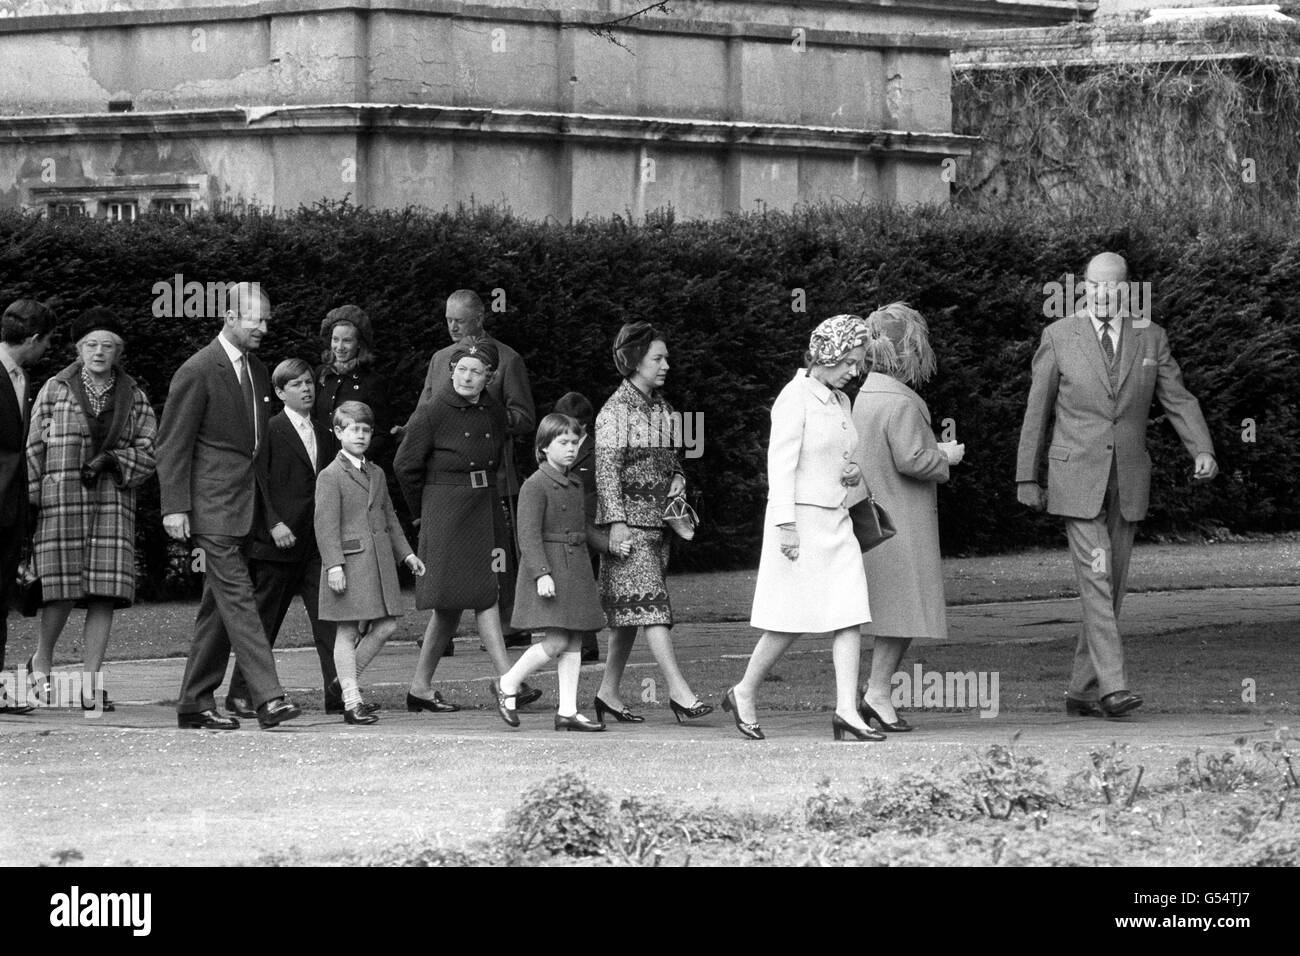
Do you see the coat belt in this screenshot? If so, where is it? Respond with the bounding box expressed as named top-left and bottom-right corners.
top-left (542, 531), bottom-right (585, 545)
top-left (425, 470), bottom-right (491, 488)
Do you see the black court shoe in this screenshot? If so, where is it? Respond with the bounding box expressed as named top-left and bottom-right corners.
top-left (405, 691), bottom-right (460, 713)
top-left (721, 687), bottom-right (764, 740)
top-left (554, 712), bottom-right (606, 732)
top-left (859, 700), bottom-right (911, 733)
top-left (832, 713), bottom-right (885, 742)
top-left (593, 695), bottom-right (644, 724)
top-left (669, 698), bottom-right (714, 723)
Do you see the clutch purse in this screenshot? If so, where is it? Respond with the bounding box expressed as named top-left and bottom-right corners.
top-left (849, 492), bottom-right (896, 554)
top-left (15, 549), bottom-right (41, 617)
top-left (663, 494), bottom-right (699, 541)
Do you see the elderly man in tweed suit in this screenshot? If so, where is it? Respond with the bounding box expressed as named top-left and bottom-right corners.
top-left (1017, 252), bottom-right (1217, 719)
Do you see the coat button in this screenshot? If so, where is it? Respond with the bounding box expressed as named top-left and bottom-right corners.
top-left (470, 461), bottom-right (476, 466)
top-left (842, 421), bottom-right (847, 429)
top-left (464, 432), bottom-right (470, 437)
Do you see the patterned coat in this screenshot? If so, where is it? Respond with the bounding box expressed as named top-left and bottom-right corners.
top-left (25, 363), bottom-right (158, 605)
top-left (594, 378), bottom-right (684, 529)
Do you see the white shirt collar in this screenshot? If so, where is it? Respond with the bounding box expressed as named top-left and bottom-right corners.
top-left (217, 331), bottom-right (246, 367)
top-left (340, 449), bottom-right (365, 470)
top-left (284, 406), bottom-right (312, 431)
top-left (1085, 308), bottom-right (1125, 339)
top-left (0, 343), bottom-right (22, 379)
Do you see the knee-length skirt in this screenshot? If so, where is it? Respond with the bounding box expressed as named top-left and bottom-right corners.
top-left (415, 483), bottom-right (501, 612)
top-left (750, 503), bottom-right (870, 634)
top-left (599, 527), bottom-right (672, 627)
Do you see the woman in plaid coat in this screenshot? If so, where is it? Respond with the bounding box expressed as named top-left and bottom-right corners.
top-left (24, 309), bottom-right (157, 711)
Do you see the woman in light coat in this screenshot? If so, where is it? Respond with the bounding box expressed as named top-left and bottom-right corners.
top-left (725, 314), bottom-right (881, 741)
top-left (25, 308), bottom-right (158, 711)
top-left (852, 303), bottom-right (963, 732)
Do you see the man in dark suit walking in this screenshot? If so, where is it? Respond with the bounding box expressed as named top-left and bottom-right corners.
top-left (0, 299), bottom-right (54, 714)
top-left (225, 358), bottom-right (347, 716)
top-left (1017, 252), bottom-right (1217, 718)
top-left (156, 283), bottom-right (300, 730)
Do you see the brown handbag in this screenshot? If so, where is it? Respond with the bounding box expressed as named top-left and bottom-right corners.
top-left (849, 491), bottom-right (896, 554)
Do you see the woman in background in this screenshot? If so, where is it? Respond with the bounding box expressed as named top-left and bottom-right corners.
top-left (25, 308), bottom-right (157, 712)
top-left (852, 303), bottom-right (963, 732)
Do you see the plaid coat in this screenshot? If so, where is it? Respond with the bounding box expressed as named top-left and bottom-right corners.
top-left (26, 363), bottom-right (158, 605)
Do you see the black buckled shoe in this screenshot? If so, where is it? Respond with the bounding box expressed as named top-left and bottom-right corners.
top-left (405, 691), bottom-right (460, 713)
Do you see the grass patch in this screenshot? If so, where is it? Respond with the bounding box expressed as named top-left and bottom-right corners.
top-left (255, 728), bottom-right (1300, 867)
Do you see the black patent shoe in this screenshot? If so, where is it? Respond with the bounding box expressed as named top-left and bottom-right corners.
top-left (721, 687), bottom-right (764, 740)
top-left (256, 696), bottom-right (301, 729)
top-left (859, 700), bottom-right (911, 732)
top-left (328, 680), bottom-right (379, 715)
top-left (343, 704), bottom-right (378, 725)
top-left (406, 691), bottom-right (460, 713)
top-left (516, 683), bottom-right (543, 707)
top-left (832, 713), bottom-right (885, 742)
top-left (555, 712), bottom-right (606, 732)
top-left (669, 697), bottom-right (713, 723)
top-left (490, 680), bottom-right (520, 728)
top-left (593, 695), bottom-right (644, 723)
top-left (178, 709), bottom-right (239, 731)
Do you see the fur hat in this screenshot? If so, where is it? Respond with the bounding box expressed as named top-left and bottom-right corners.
top-left (70, 307), bottom-right (125, 344)
top-left (320, 304), bottom-right (373, 348)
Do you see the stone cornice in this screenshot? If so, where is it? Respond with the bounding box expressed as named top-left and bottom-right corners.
top-left (0, 104), bottom-right (977, 157)
top-left (0, 0), bottom-right (1089, 43)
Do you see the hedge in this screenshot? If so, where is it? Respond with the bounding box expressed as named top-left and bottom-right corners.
top-left (2, 200), bottom-right (1297, 596)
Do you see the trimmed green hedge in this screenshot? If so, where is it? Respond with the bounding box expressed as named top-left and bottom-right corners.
top-left (3, 201), bottom-right (1297, 595)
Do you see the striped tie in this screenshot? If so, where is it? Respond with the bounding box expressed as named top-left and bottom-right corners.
top-left (1100, 320), bottom-right (1118, 391)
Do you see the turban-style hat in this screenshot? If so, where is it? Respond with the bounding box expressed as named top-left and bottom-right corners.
top-left (449, 338), bottom-right (499, 371)
top-left (862, 302), bottom-right (936, 386)
top-left (612, 321), bottom-right (659, 378)
top-left (807, 314), bottom-right (868, 367)
top-left (71, 307), bottom-right (126, 344)
top-left (321, 304), bottom-right (373, 348)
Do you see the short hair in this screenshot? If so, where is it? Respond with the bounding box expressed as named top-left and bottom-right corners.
top-left (553, 391), bottom-right (594, 426)
top-left (2, 299), bottom-right (56, 345)
top-left (535, 413), bottom-right (585, 464)
top-left (446, 289), bottom-right (485, 319)
top-left (333, 400), bottom-right (374, 429)
top-left (273, 358), bottom-right (314, 392)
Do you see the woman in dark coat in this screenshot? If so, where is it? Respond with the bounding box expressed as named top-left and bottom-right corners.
top-left (591, 323), bottom-right (711, 725)
top-left (25, 308), bottom-right (157, 711)
top-left (394, 340), bottom-right (538, 712)
top-left (314, 305), bottom-right (390, 463)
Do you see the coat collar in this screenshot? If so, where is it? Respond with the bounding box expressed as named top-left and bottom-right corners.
top-left (56, 361), bottom-right (137, 451)
top-left (437, 379), bottom-right (487, 410)
top-left (617, 377), bottom-right (665, 409)
top-left (537, 461), bottom-right (579, 487)
top-left (334, 449), bottom-right (378, 505)
top-left (858, 371), bottom-right (931, 424)
top-left (794, 369), bottom-right (840, 406)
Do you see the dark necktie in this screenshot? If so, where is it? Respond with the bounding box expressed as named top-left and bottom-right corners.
top-left (239, 355), bottom-right (258, 448)
top-left (1100, 320), bottom-right (1118, 392)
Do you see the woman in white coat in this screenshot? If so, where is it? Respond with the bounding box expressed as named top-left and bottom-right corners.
top-left (853, 303), bottom-right (963, 732)
top-left (725, 315), bottom-right (882, 741)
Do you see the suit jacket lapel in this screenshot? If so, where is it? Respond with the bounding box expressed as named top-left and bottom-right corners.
top-left (210, 339), bottom-right (254, 448)
top-left (1074, 313), bottom-right (1113, 394)
top-left (277, 414), bottom-right (314, 473)
top-left (1115, 319), bottom-right (1143, 393)
top-left (0, 362), bottom-right (22, 431)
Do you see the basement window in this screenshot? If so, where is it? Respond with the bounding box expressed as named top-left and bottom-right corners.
top-left (104, 201), bottom-right (137, 222)
top-left (47, 202), bottom-right (85, 218)
top-left (151, 199), bottom-right (192, 217)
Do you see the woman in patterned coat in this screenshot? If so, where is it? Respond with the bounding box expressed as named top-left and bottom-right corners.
top-left (25, 308), bottom-right (158, 711)
top-left (591, 323), bottom-right (712, 725)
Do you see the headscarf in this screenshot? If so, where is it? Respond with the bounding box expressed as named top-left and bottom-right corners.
top-left (449, 338), bottom-right (499, 371)
top-left (612, 321), bottom-right (659, 378)
top-left (807, 314), bottom-right (868, 367)
top-left (862, 302), bottom-right (936, 386)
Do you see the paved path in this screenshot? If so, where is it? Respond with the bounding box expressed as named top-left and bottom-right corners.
top-left (10, 585), bottom-right (1294, 708)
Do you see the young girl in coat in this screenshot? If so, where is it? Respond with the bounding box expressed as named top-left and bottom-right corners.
top-left (490, 414), bottom-right (624, 731)
top-left (316, 401), bottom-right (425, 724)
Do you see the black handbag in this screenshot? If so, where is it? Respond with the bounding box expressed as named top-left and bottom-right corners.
top-left (15, 542), bottom-right (41, 617)
top-left (849, 492), bottom-right (896, 554)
